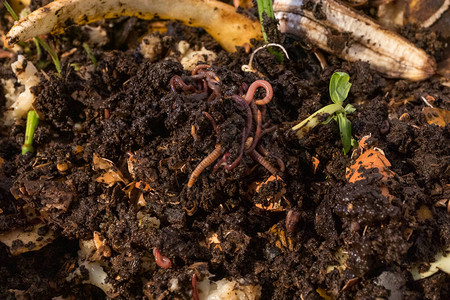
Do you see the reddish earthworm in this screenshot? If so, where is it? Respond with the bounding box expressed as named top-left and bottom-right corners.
top-left (233, 95), bottom-right (253, 138)
top-left (249, 149), bottom-right (278, 175)
top-left (261, 125), bottom-right (277, 136)
top-left (170, 75), bottom-right (195, 93)
top-left (262, 120), bottom-right (272, 130)
top-left (222, 95), bottom-right (253, 170)
top-left (153, 248), bottom-right (172, 269)
top-left (191, 67), bottom-right (221, 102)
top-left (286, 210), bottom-right (301, 234)
top-left (213, 152), bottom-right (230, 173)
top-left (202, 112), bottom-right (218, 135)
top-left (192, 274), bottom-right (200, 300)
top-left (276, 159), bottom-right (286, 173)
top-left (257, 144), bottom-right (285, 172)
top-left (192, 64), bottom-right (210, 75)
top-left (244, 80), bottom-right (273, 105)
top-left (188, 144), bottom-right (222, 187)
top-left (239, 82), bottom-right (249, 96)
top-left (246, 109), bottom-right (262, 153)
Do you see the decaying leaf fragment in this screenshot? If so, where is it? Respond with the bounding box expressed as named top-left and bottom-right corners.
top-left (249, 175), bottom-right (286, 211)
top-left (422, 107), bottom-right (450, 127)
top-left (5, 0), bottom-right (262, 52)
top-left (411, 247), bottom-right (450, 280)
top-left (93, 153), bottom-right (128, 187)
top-left (0, 223), bottom-right (56, 255)
top-left (346, 136), bottom-right (395, 201)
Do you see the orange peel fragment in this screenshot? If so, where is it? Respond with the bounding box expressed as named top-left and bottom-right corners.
top-left (346, 136), bottom-right (395, 201)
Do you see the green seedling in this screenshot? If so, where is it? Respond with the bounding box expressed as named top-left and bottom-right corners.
top-left (292, 72), bottom-right (357, 154)
top-left (255, 0), bottom-right (283, 61)
top-left (4, 1), bottom-right (61, 74)
top-left (256, 0), bottom-right (274, 43)
top-left (22, 110), bottom-right (39, 155)
top-left (83, 43), bottom-right (98, 68)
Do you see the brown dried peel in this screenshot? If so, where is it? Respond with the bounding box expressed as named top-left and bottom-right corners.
top-left (274, 0), bottom-right (436, 81)
top-left (5, 0), bottom-right (262, 52)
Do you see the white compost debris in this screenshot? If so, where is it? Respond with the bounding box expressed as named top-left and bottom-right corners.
top-left (2, 55), bottom-right (40, 125)
top-left (178, 41), bottom-right (217, 71)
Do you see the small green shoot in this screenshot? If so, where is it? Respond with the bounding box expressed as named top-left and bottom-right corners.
top-left (22, 110), bottom-right (39, 155)
top-left (70, 63), bottom-right (81, 71)
top-left (256, 0), bottom-right (274, 43)
top-left (35, 37), bottom-right (61, 74)
top-left (255, 0), bottom-right (284, 61)
top-left (4, 1), bottom-right (61, 74)
top-left (292, 72), bottom-right (357, 154)
top-left (3, 1), bottom-right (18, 20)
top-left (83, 43), bottom-right (98, 68)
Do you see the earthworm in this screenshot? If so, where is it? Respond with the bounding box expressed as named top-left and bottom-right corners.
top-left (257, 144), bottom-right (285, 172)
top-left (233, 95), bottom-right (253, 138)
top-left (202, 112), bottom-right (218, 135)
top-left (153, 248), bottom-right (172, 269)
top-left (244, 80), bottom-right (273, 105)
top-left (246, 109), bottom-right (262, 153)
top-left (191, 67), bottom-right (221, 101)
top-left (188, 144), bottom-right (222, 187)
top-left (213, 152), bottom-right (230, 173)
top-left (379, 120), bottom-right (390, 135)
top-left (249, 149), bottom-right (278, 175)
top-left (222, 95), bottom-right (252, 170)
top-left (192, 274), bottom-right (200, 300)
top-left (262, 125), bottom-right (277, 136)
top-left (239, 82), bottom-right (249, 95)
top-left (286, 210), bottom-right (301, 234)
top-left (205, 72), bottom-right (221, 102)
top-left (192, 64), bottom-right (210, 75)
top-left (170, 75), bottom-right (194, 93)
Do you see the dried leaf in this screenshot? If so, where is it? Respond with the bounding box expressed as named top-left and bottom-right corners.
top-left (93, 153), bottom-right (115, 170)
top-left (0, 223), bottom-right (56, 255)
top-left (96, 169), bottom-right (127, 187)
top-left (93, 153), bottom-right (129, 187)
top-left (268, 224), bottom-right (293, 251)
top-left (411, 247), bottom-right (450, 280)
top-left (423, 107), bottom-right (450, 127)
top-left (312, 156), bottom-right (320, 174)
top-left (250, 175), bottom-right (286, 211)
top-left (347, 136), bottom-right (395, 201)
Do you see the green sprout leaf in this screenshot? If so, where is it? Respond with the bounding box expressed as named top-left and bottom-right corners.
top-left (293, 71), bottom-right (356, 155)
top-left (329, 72), bottom-right (352, 106)
top-left (256, 0), bottom-right (274, 43)
top-left (3, 1), bottom-right (19, 21)
top-left (4, 1), bottom-right (61, 74)
top-left (292, 103), bottom-right (344, 138)
top-left (255, 0), bottom-right (284, 61)
top-left (35, 37), bottom-right (61, 74)
top-left (22, 110), bottom-right (39, 155)
top-left (336, 113), bottom-right (352, 155)
top-left (83, 43), bottom-right (98, 68)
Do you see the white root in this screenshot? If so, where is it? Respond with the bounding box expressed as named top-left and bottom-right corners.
top-left (5, 0), bottom-right (262, 52)
top-left (274, 0), bottom-right (436, 81)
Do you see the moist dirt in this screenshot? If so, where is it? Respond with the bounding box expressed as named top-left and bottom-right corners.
top-left (0, 1), bottom-right (449, 299)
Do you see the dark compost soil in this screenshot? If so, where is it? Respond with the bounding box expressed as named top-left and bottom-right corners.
top-left (0, 1), bottom-right (449, 299)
